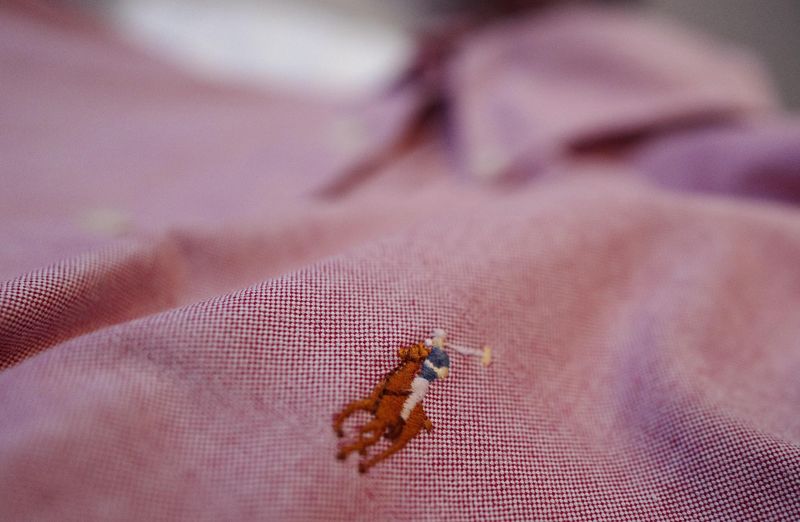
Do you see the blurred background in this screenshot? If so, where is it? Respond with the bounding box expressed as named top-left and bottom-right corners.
top-left (61, 0), bottom-right (800, 107)
top-left (647, 0), bottom-right (800, 108)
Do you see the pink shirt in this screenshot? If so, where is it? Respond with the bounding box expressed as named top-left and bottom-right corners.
top-left (1, 2), bottom-right (798, 519)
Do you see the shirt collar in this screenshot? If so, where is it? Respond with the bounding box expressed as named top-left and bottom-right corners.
top-left (420, 5), bottom-right (777, 182)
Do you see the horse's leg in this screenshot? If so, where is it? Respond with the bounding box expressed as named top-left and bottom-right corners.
top-left (356, 417), bottom-right (384, 454)
top-left (357, 405), bottom-right (432, 472)
top-left (358, 407), bottom-right (427, 473)
top-left (333, 380), bottom-right (386, 437)
top-left (357, 432), bottom-right (414, 473)
top-left (337, 418), bottom-right (384, 460)
top-left (332, 398), bottom-right (375, 437)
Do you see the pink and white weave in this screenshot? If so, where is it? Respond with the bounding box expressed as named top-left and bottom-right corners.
top-left (1, 2), bottom-right (799, 520)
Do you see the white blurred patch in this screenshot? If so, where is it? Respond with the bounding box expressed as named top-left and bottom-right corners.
top-left (105, 0), bottom-right (414, 96)
top-left (76, 207), bottom-right (132, 236)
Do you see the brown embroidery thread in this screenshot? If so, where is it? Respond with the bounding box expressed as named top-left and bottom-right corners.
top-left (333, 329), bottom-right (491, 473)
top-left (333, 342), bottom-right (436, 473)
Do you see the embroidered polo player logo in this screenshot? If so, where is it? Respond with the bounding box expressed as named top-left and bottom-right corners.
top-left (333, 329), bottom-right (490, 473)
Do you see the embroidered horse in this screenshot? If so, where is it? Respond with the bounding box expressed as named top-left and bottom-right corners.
top-left (333, 341), bottom-right (450, 473)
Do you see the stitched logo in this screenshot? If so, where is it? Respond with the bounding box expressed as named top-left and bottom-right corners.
top-left (333, 329), bottom-right (490, 473)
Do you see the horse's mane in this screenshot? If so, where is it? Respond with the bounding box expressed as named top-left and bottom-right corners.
top-left (384, 342), bottom-right (429, 392)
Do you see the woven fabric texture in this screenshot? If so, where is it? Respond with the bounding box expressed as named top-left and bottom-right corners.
top-left (1, 2), bottom-right (799, 520)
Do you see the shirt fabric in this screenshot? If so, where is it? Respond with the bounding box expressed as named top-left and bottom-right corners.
top-left (1, 1), bottom-right (799, 520)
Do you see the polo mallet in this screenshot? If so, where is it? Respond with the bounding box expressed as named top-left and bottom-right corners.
top-left (425, 328), bottom-right (492, 367)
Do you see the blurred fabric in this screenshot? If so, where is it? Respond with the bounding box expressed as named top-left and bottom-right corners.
top-left (647, 0), bottom-right (800, 109)
top-left (1, 1), bottom-right (799, 520)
